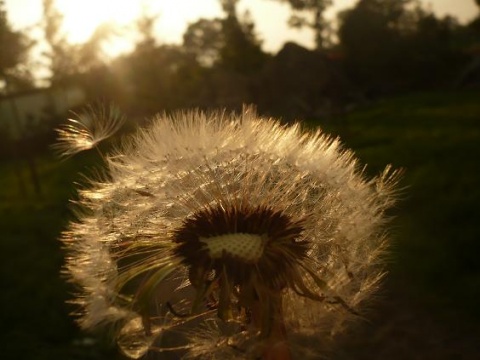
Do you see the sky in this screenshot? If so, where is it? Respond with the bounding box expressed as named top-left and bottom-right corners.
top-left (4, 0), bottom-right (479, 55)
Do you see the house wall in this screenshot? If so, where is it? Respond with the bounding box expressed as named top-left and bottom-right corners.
top-left (0, 86), bottom-right (86, 140)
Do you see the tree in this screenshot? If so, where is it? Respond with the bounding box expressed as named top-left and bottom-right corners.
top-left (220, 0), bottom-right (239, 16)
top-left (42, 0), bottom-right (112, 85)
top-left (183, 18), bottom-right (224, 66)
top-left (42, 0), bottom-right (73, 83)
top-left (0, 0), bottom-right (36, 195)
top-left (114, 43), bottom-right (201, 114)
top-left (338, 0), bottom-right (465, 92)
top-left (0, 0), bottom-right (32, 92)
top-left (469, 0), bottom-right (480, 32)
top-left (134, 9), bottom-right (159, 49)
top-left (183, 1), bottom-right (266, 73)
top-left (338, 0), bottom-right (417, 92)
top-left (266, 0), bottom-right (333, 49)
top-left (221, 8), bottom-right (266, 73)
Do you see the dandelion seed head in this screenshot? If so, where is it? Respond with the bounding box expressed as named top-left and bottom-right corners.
top-left (200, 233), bottom-right (266, 262)
top-left (52, 104), bottom-right (125, 157)
top-left (62, 107), bottom-right (400, 358)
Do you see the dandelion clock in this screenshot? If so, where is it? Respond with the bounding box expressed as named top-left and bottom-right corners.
top-left (59, 107), bottom-right (399, 359)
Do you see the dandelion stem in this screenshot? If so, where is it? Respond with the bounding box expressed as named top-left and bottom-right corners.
top-left (252, 294), bottom-right (292, 360)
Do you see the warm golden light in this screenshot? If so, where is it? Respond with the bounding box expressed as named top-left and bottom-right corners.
top-left (53, 0), bottom-right (223, 55)
top-left (3, 0), bottom-right (478, 57)
top-left (55, 0), bottom-right (137, 43)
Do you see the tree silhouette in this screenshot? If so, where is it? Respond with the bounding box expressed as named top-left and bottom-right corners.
top-left (220, 10), bottom-right (266, 74)
top-left (266, 0), bottom-right (333, 49)
top-left (338, 0), bottom-right (465, 92)
top-left (41, 0), bottom-right (112, 85)
top-left (183, 18), bottom-right (224, 66)
top-left (184, 1), bottom-right (266, 74)
top-left (0, 0), bottom-right (32, 92)
top-left (338, 0), bottom-right (416, 92)
top-left (42, 0), bottom-right (74, 84)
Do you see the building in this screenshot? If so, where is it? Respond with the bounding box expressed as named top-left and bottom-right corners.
top-left (0, 85), bottom-right (86, 140)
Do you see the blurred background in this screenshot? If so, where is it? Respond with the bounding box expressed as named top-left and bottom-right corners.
top-left (1, 0), bottom-right (479, 359)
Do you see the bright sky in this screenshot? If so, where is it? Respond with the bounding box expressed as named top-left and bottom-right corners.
top-left (4, 0), bottom-right (479, 55)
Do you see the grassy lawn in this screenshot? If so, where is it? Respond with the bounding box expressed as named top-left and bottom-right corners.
top-left (1, 90), bottom-right (479, 359)
top-left (311, 91), bottom-right (480, 320)
top-left (0, 152), bottom-right (121, 359)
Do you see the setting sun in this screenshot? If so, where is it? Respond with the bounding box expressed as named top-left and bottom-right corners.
top-left (55, 0), bottom-right (136, 43)
top-left (53, 0), bottom-right (223, 55)
top-left (4, 0), bottom-right (477, 57)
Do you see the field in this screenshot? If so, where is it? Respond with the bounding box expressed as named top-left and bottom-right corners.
top-left (310, 91), bottom-right (480, 359)
top-left (1, 91), bottom-right (479, 359)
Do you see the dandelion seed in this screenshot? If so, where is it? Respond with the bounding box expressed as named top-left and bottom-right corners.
top-left (61, 107), bottom-right (400, 359)
top-left (52, 104), bottom-right (125, 157)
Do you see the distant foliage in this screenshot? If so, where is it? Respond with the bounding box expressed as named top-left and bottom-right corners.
top-left (337, 0), bottom-right (467, 94)
top-left (2, 0), bottom-right (479, 121)
top-left (0, 0), bottom-right (33, 92)
top-left (266, 0), bottom-right (334, 49)
top-left (41, 0), bottom-right (113, 86)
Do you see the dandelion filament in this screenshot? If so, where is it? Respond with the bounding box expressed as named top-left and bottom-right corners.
top-left (61, 108), bottom-right (400, 359)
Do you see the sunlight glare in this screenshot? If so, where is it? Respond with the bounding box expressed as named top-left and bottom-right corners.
top-left (55, 0), bottom-right (138, 43)
top-left (53, 0), bottom-right (223, 55)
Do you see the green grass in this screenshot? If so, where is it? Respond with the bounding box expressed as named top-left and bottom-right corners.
top-left (0, 151), bottom-right (121, 360)
top-left (309, 91), bottom-right (480, 320)
top-left (1, 91), bottom-right (479, 359)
